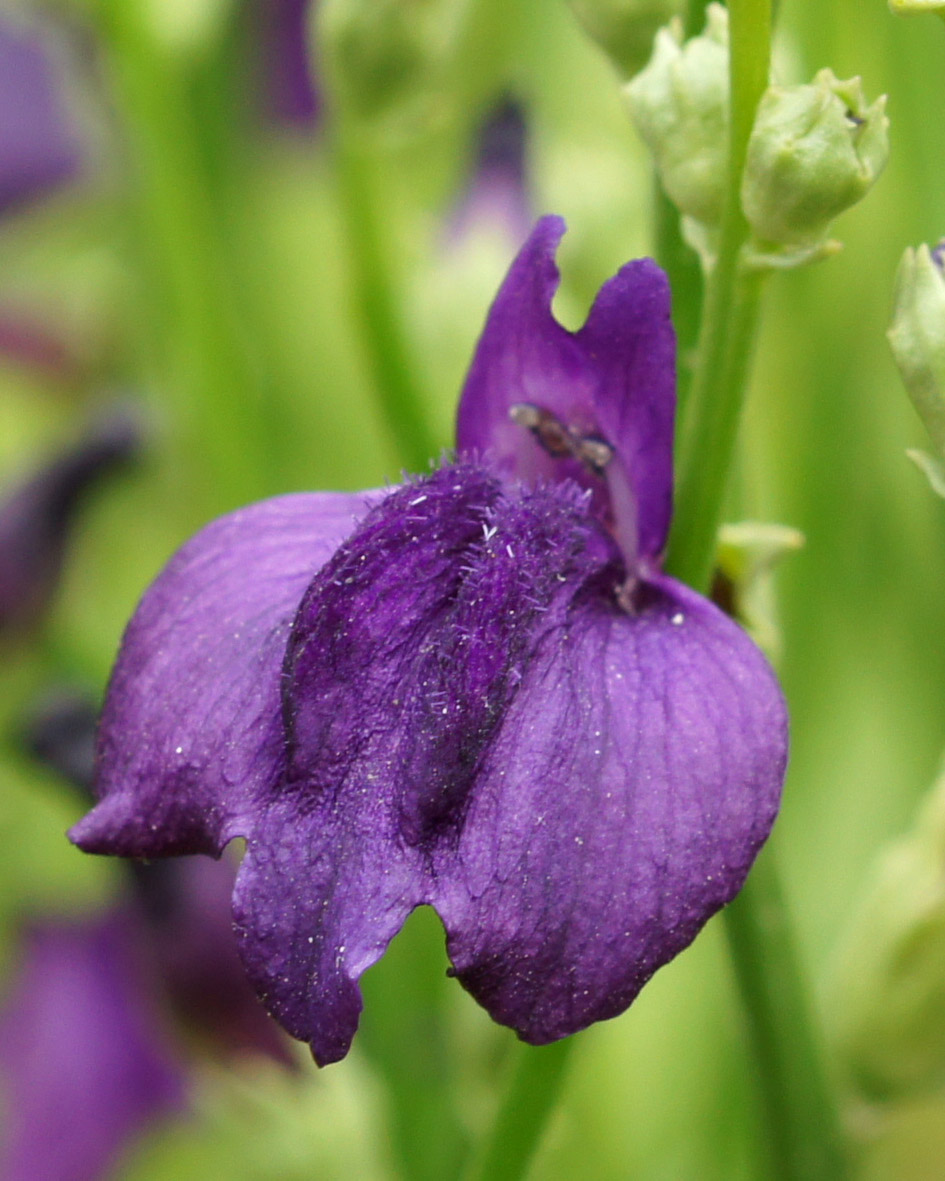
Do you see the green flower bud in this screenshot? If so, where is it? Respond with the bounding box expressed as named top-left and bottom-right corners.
top-left (318, 0), bottom-right (467, 131)
top-left (625, 4), bottom-right (729, 228)
top-left (829, 760), bottom-right (945, 1102)
top-left (888, 243), bottom-right (945, 461)
top-left (567, 0), bottom-right (683, 79)
top-left (741, 70), bottom-right (889, 259)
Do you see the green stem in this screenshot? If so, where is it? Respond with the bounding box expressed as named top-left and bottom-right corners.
top-left (666, 0), bottom-right (771, 593)
top-left (668, 255), bottom-right (764, 589)
top-left (723, 845), bottom-right (848, 1179)
top-left (653, 181), bottom-right (703, 420)
top-left (466, 1038), bottom-right (574, 1181)
top-left (97, 6), bottom-right (269, 514)
top-left (334, 129), bottom-right (438, 474)
top-left (663, 2), bottom-right (847, 1176)
top-left (359, 909), bottom-right (468, 1181)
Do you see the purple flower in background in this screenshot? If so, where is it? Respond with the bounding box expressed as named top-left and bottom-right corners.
top-left (0, 693), bottom-right (291, 1181)
top-left (22, 690), bottom-right (291, 1065)
top-left (0, 916), bottom-right (184, 1181)
top-left (72, 217), bottom-right (787, 1066)
top-left (252, 0), bottom-right (320, 128)
top-left (0, 14), bottom-right (80, 216)
top-left (0, 407), bottom-right (141, 640)
top-left (448, 96), bottom-right (531, 243)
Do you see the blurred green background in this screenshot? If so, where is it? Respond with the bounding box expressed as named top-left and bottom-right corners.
top-left (1, 0), bottom-right (944, 1177)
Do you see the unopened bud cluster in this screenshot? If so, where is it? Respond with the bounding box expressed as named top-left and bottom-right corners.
top-left (625, 5), bottom-right (889, 269)
top-left (625, 4), bottom-right (729, 236)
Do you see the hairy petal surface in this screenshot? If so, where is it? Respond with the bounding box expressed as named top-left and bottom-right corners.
top-left (456, 216), bottom-right (676, 560)
top-left (232, 465), bottom-right (616, 1064)
top-left (70, 491), bottom-right (379, 858)
top-left (434, 575), bottom-right (787, 1042)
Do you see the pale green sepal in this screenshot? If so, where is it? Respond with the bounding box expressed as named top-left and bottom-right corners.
top-left (741, 70), bottom-right (889, 257)
top-left (714, 521), bottom-right (804, 661)
top-left (567, 0), bottom-right (683, 79)
top-left (680, 214), bottom-right (718, 272)
top-left (888, 244), bottom-right (945, 457)
top-left (625, 4), bottom-right (730, 229)
top-left (828, 758), bottom-right (945, 1103)
top-left (907, 449), bottom-right (945, 499)
top-left (740, 237), bottom-right (842, 273)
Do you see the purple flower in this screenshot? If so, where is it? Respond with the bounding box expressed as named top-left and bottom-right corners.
top-left (71, 217), bottom-right (788, 1066)
top-left (251, 0), bottom-right (320, 129)
top-left (0, 915), bottom-right (184, 1181)
top-left (0, 15), bottom-right (80, 217)
top-left (448, 97), bottom-right (531, 243)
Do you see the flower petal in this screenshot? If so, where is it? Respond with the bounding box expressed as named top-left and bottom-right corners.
top-left (230, 465), bottom-right (619, 1064)
top-left (578, 261), bottom-right (676, 561)
top-left (456, 216), bottom-right (676, 561)
top-left (70, 491), bottom-right (379, 859)
top-left (456, 216), bottom-right (590, 482)
top-left (434, 574), bottom-right (786, 1043)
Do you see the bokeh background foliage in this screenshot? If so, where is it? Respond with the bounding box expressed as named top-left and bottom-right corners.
top-left (1, 0), bottom-right (945, 1177)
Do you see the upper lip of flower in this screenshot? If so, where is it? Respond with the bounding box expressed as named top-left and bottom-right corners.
top-left (70, 216), bottom-right (788, 1066)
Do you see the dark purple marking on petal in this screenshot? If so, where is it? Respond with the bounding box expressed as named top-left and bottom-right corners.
top-left (70, 490), bottom-right (381, 859)
top-left (0, 915), bottom-right (183, 1181)
top-left (434, 573), bottom-right (786, 1043)
top-left (0, 16), bottom-right (80, 217)
top-left (456, 216), bottom-right (676, 565)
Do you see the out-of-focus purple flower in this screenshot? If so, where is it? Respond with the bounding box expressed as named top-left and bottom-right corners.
top-left (0, 14), bottom-right (80, 217)
top-left (0, 407), bottom-right (142, 640)
top-left (24, 690), bottom-right (290, 1065)
top-left (0, 915), bottom-right (184, 1181)
top-left (72, 217), bottom-right (788, 1065)
top-left (448, 96), bottom-right (531, 243)
top-left (133, 854), bottom-right (293, 1065)
top-left (252, 0), bottom-right (320, 129)
top-left (22, 688), bottom-right (99, 791)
